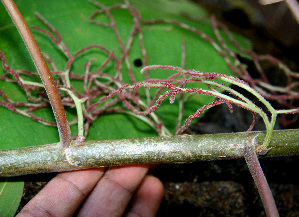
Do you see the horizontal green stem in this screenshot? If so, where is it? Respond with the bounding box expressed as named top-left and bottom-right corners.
top-left (1, 129), bottom-right (298, 177)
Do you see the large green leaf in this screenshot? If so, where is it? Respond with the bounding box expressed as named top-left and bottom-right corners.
top-left (0, 0), bottom-right (250, 144)
top-left (0, 178), bottom-right (23, 217)
top-left (0, 0), bottom-right (250, 215)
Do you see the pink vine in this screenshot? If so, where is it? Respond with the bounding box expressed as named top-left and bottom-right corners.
top-left (1, 1), bottom-right (298, 138)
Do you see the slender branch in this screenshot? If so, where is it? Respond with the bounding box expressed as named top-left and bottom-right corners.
top-left (60, 87), bottom-right (88, 138)
top-left (244, 136), bottom-right (279, 217)
top-left (0, 129), bottom-right (298, 177)
top-left (1, 0), bottom-right (71, 148)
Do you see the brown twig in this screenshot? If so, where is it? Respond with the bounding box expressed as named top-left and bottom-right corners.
top-left (1, 0), bottom-right (71, 148)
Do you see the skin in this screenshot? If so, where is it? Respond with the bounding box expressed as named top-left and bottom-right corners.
top-left (17, 166), bottom-right (164, 217)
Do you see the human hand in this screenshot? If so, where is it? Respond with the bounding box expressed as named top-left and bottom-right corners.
top-left (17, 165), bottom-right (164, 217)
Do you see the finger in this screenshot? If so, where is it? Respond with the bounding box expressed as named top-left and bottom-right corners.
top-left (77, 165), bottom-right (149, 217)
top-left (17, 168), bottom-right (105, 217)
top-left (125, 175), bottom-right (164, 217)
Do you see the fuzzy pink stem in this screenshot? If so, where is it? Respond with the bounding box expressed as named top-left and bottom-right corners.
top-left (244, 137), bottom-right (279, 217)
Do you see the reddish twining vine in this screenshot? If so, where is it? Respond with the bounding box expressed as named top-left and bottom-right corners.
top-left (1, 1), bottom-right (298, 139)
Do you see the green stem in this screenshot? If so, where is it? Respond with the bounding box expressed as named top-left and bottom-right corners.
top-left (1, 129), bottom-right (298, 177)
top-left (203, 79), bottom-right (276, 149)
top-left (276, 108), bottom-right (299, 114)
top-left (263, 112), bottom-right (278, 149)
top-left (220, 76), bottom-right (276, 115)
top-left (60, 88), bottom-right (87, 138)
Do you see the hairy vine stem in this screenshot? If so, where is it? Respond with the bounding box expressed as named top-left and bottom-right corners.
top-left (1, 0), bottom-right (71, 148)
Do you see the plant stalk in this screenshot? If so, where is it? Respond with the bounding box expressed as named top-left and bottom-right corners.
top-left (0, 129), bottom-right (298, 177)
top-left (244, 137), bottom-right (279, 217)
top-left (1, 0), bottom-right (71, 148)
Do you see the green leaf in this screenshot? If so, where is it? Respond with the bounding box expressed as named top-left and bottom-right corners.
top-left (0, 0), bottom-right (250, 143)
top-left (0, 0), bottom-right (252, 139)
top-left (0, 179), bottom-right (24, 217)
top-left (0, 0), bottom-right (250, 212)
